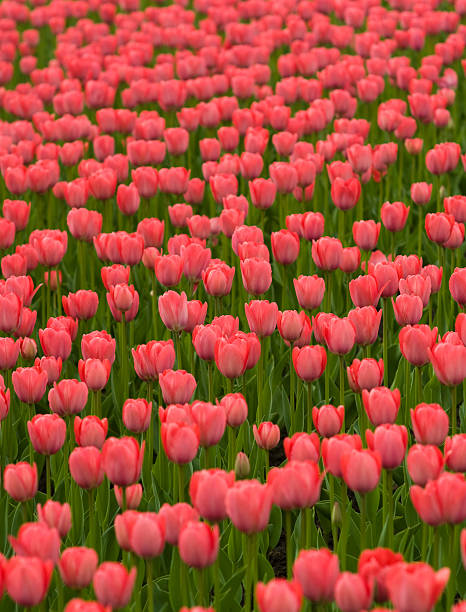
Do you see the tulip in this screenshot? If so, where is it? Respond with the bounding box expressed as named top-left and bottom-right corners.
top-left (293, 275), bottom-right (325, 311)
top-left (128, 512), bottom-right (165, 559)
top-left (362, 386), bottom-right (400, 426)
top-left (9, 521), bottom-right (61, 563)
top-left (407, 444), bottom-right (444, 486)
top-left (82, 331), bottom-right (116, 364)
top-left (347, 359), bottom-right (384, 392)
top-left (189, 469), bottom-right (235, 522)
top-left (158, 290), bottom-right (189, 332)
top-left (292, 345), bottom-right (327, 383)
top-left (69, 447), bottom-right (105, 490)
top-left (449, 267), bottom-right (466, 307)
top-left (220, 393), bottom-right (248, 428)
top-left (385, 562), bottom-right (450, 612)
top-left (179, 521), bottom-right (219, 568)
top-left (353, 220), bottom-right (381, 251)
top-left (268, 461), bottom-right (322, 510)
top-left (12, 366), bottom-right (48, 404)
top-left (323, 317), bottom-right (356, 355)
top-left (215, 335), bottom-right (249, 379)
top-left (334, 572), bottom-right (373, 612)
top-left (132, 340), bottom-right (175, 381)
top-left (161, 422), bottom-right (200, 464)
top-left (399, 325), bottom-right (438, 367)
top-left (74, 415), bottom-right (108, 449)
top-left (244, 300), bottom-right (278, 338)
top-left (410, 403), bottom-right (449, 445)
top-left (202, 263), bottom-right (235, 297)
top-left (358, 548), bottom-right (404, 603)
top-left (312, 237), bottom-right (342, 271)
top-left (293, 548), bottom-right (340, 603)
top-left (271, 230), bottom-right (300, 265)
top-left (93, 562), bottom-right (137, 609)
top-left (37, 500), bottom-right (71, 538)
top-left (191, 400), bottom-right (226, 448)
top-left (158, 503), bottom-right (200, 546)
top-left (381, 201), bottom-right (410, 233)
top-left (0, 337), bottom-right (20, 370)
top-left (410, 472), bottom-right (466, 526)
top-left (253, 422), bottom-right (280, 450)
top-left (283, 432), bottom-right (320, 462)
top-left (59, 547), bottom-right (99, 589)
top-left (226, 479), bottom-right (273, 534)
top-left (348, 306), bottom-right (382, 346)
top-left (63, 290), bottom-right (99, 321)
top-left (444, 434), bottom-right (466, 472)
top-left (240, 258), bottom-right (272, 296)
top-left (392, 294), bottom-right (423, 326)
top-left (428, 342), bottom-right (466, 387)
top-left (48, 379), bottom-right (89, 416)
top-left (102, 437), bottom-right (144, 487)
top-left (366, 424), bottom-right (408, 469)
top-left (331, 177), bottom-right (361, 211)
top-left (27, 414), bottom-right (66, 456)
top-left (321, 434), bottom-right (362, 478)
top-left (5, 556), bottom-right (53, 607)
top-left (256, 579), bottom-right (302, 612)
top-left (78, 358), bottom-right (111, 392)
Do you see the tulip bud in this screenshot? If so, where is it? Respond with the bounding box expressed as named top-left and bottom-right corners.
top-left (235, 452), bottom-right (250, 479)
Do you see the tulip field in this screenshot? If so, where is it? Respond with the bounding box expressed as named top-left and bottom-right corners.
top-left (1, 0), bottom-right (466, 610)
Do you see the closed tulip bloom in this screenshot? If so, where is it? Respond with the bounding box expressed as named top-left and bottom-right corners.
top-left (159, 370), bottom-right (197, 404)
top-left (27, 414), bottom-right (66, 455)
top-left (132, 340), bottom-right (175, 381)
top-left (277, 310), bottom-right (306, 343)
top-left (106, 284), bottom-right (139, 322)
top-left (271, 230), bottom-right (300, 265)
top-left (341, 448), bottom-right (382, 493)
top-left (5, 556), bottom-right (53, 607)
top-left (322, 434), bottom-right (362, 478)
top-left (411, 182), bottom-right (432, 206)
top-left (268, 461), bottom-right (323, 510)
top-left (407, 444), bottom-right (444, 486)
top-left (9, 521), bottom-right (61, 563)
top-left (114, 484), bottom-right (143, 510)
top-left (102, 437), bottom-right (144, 487)
top-left (353, 220), bottom-right (381, 251)
top-left (82, 331), bottom-right (116, 364)
top-left (366, 424), bottom-right (408, 469)
top-left (348, 306), bottom-right (382, 346)
top-left (392, 294), bottom-right (423, 326)
top-left (358, 547), bottom-right (404, 603)
top-left (450, 267), bottom-right (466, 307)
top-left (292, 345), bottom-right (327, 382)
top-left (191, 401), bottom-right (226, 447)
top-left (348, 359), bottom-right (384, 392)
top-left (37, 500), bottom-right (71, 538)
top-left (421, 265), bottom-right (442, 294)
top-left (362, 387), bottom-right (401, 426)
top-left (158, 290), bottom-right (189, 332)
top-left (226, 479), bottom-right (273, 533)
top-left (116, 183), bottom-right (140, 216)
top-left (158, 503), bottom-right (200, 546)
top-left (411, 403), bottom-right (449, 445)
top-left (294, 275), bottom-right (325, 311)
top-left (69, 447), bottom-right (104, 489)
top-left (444, 435), bottom-right (466, 472)
top-left (399, 325), bottom-right (438, 367)
top-left (334, 572), bottom-right (373, 612)
top-left (425, 212), bottom-right (455, 244)
top-left (339, 246), bottom-right (361, 274)
top-left (161, 422), bottom-right (200, 464)
top-left (253, 422), bottom-right (280, 450)
top-left (331, 177), bottom-right (361, 211)
top-left (324, 316), bottom-right (356, 355)
top-left (284, 432), bottom-right (320, 462)
top-left (122, 399), bottom-right (151, 434)
top-left (256, 579), bottom-right (302, 612)
top-left (63, 291), bottom-right (99, 321)
top-left (215, 335), bottom-right (249, 379)
top-left (428, 342), bottom-right (466, 386)
top-left (0, 386), bottom-right (10, 421)
top-left (155, 254), bottom-right (183, 287)
top-left (12, 366), bottom-right (48, 404)
top-left (189, 469), bottom-right (235, 522)
top-left (349, 275), bottom-right (383, 308)
top-left (385, 562), bottom-right (449, 612)
top-left (399, 274), bottom-right (431, 308)
top-left (192, 324), bottom-right (222, 362)
top-left (78, 359), bottom-right (111, 391)
top-left (128, 512), bottom-right (165, 559)
top-left (74, 416), bottom-right (108, 449)
top-left (93, 562), bottom-right (136, 609)
top-left (0, 337), bottom-right (20, 370)
top-left (220, 393), bottom-right (248, 428)
top-left (59, 547), bottom-right (98, 589)
top-left (244, 300), bottom-right (278, 338)
top-left (301, 212), bottom-right (325, 242)
top-left (179, 521), bottom-right (219, 568)
top-left (381, 201), bottom-right (410, 232)
top-left (293, 548), bottom-right (340, 602)
top-left (312, 237), bottom-right (342, 270)
top-left (4, 462), bottom-right (38, 501)
top-left (39, 327), bottom-right (72, 361)
top-left (311, 404), bottom-right (344, 437)
top-left (181, 243), bottom-right (211, 282)
top-left (49, 379), bottom-right (89, 416)
top-left (240, 258), bottom-right (272, 296)
top-left (202, 263), bottom-right (235, 297)
top-left (249, 178), bottom-right (276, 209)
top-left (411, 472), bottom-right (466, 525)
top-left (183, 300), bottom-right (207, 334)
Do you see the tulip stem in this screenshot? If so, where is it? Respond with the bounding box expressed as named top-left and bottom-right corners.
top-left (55, 266), bottom-right (62, 316)
top-left (421, 522), bottom-right (428, 560)
top-left (244, 533), bottom-right (257, 612)
top-left (178, 463), bottom-right (184, 503)
top-left (415, 367), bottom-right (421, 409)
top-left (147, 559), bottom-right (154, 612)
top-left (339, 356), bottom-right (345, 429)
top-left (382, 298), bottom-right (388, 386)
top-left (387, 470), bottom-right (394, 550)
top-left (55, 569), bottom-right (64, 611)
top-left (417, 206), bottom-right (423, 255)
top-left (446, 524), bottom-right (459, 610)
top-left (257, 346), bottom-right (263, 423)
top-left (119, 315), bottom-right (128, 397)
top-left (92, 391), bottom-right (101, 419)
top-left (359, 493), bottom-right (367, 553)
top-left (433, 526), bottom-right (440, 569)
top-left (307, 383), bottom-right (312, 434)
top-left (338, 210), bottom-right (345, 247)
top-left (151, 275), bottom-right (158, 340)
top-left (213, 557), bottom-right (221, 611)
top-left (228, 426), bottom-right (236, 471)
top-left (285, 510), bottom-right (293, 579)
top-left (45, 455), bottom-right (51, 499)
top-left (88, 488), bottom-right (95, 552)
top-left (451, 384), bottom-right (457, 436)
top-left (329, 475), bottom-right (338, 554)
top-left (325, 356), bottom-right (330, 405)
top-left (289, 348), bottom-right (295, 434)
top-left (404, 358), bottom-right (410, 424)
top-left (338, 482), bottom-right (349, 571)
top-left (208, 362), bottom-right (214, 403)
top-left (147, 382), bottom-right (154, 476)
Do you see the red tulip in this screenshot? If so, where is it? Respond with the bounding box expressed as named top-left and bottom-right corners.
top-left (179, 521), bottom-right (219, 568)
top-left (12, 366), bottom-right (48, 404)
top-left (334, 572), bottom-right (373, 612)
top-left (189, 469), bottom-right (235, 522)
top-left (253, 422), bottom-right (280, 450)
top-left (341, 448), bottom-right (382, 493)
top-left (158, 290), bottom-right (189, 332)
top-left (410, 472), bottom-right (466, 525)
top-left (323, 316), bottom-right (356, 355)
top-left (331, 177), bottom-right (361, 211)
top-left (63, 290), bottom-right (99, 321)
top-left (268, 460), bottom-right (322, 510)
top-left (48, 379), bottom-right (89, 416)
top-left (27, 414), bottom-right (66, 456)
top-left (122, 399), bottom-right (151, 434)
top-left (158, 503), bottom-right (200, 546)
top-left (256, 579), bottom-right (302, 612)
top-left (93, 562), bottom-right (136, 609)
top-left (348, 306), bottom-right (382, 346)
top-left (9, 521), bottom-right (61, 563)
top-left (444, 434), bottom-right (466, 472)
top-left (69, 447), bottom-right (104, 490)
top-left (381, 201), bottom-right (410, 232)
top-left (410, 403), bottom-right (449, 445)
top-left (385, 562), bottom-right (449, 612)
top-left (392, 294), bottom-right (423, 326)
top-left (292, 345), bottom-right (327, 382)
top-left (102, 437), bottom-right (144, 487)
top-left (128, 512), bottom-right (165, 559)
top-left (78, 359), bottom-right (111, 391)
top-left (428, 342), bottom-right (466, 386)
top-left (161, 421), bottom-right (200, 464)
top-left (399, 324), bottom-right (438, 367)
top-left (225, 479), bottom-right (273, 533)
top-left (366, 424), bottom-right (408, 469)
top-left (5, 556), bottom-right (53, 607)
top-left (3, 461), bottom-right (38, 501)
top-left (312, 237), bottom-right (342, 270)
top-left (271, 230), bottom-right (300, 265)
top-left (347, 359), bottom-right (384, 392)
top-left (59, 547), bottom-right (99, 589)
top-left (283, 432), bottom-right (320, 462)
top-left (240, 258), bottom-right (272, 296)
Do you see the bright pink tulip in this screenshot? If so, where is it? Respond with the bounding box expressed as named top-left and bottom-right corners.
top-left (348, 359), bottom-right (384, 392)
top-left (293, 548), bottom-right (340, 603)
top-left (93, 563), bottom-right (136, 609)
top-left (256, 579), bottom-right (302, 612)
top-left (385, 562), bottom-right (449, 612)
top-left (59, 547), bottom-right (99, 589)
top-left (366, 424), bottom-right (408, 469)
top-left (225, 479), bottom-right (273, 534)
top-left (179, 521), bottom-right (219, 568)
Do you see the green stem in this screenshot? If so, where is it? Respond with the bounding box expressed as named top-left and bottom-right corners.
top-left (433, 526), bottom-right (440, 569)
top-left (45, 456), bottom-right (51, 499)
top-left (147, 559), bottom-right (154, 612)
top-left (175, 332), bottom-right (182, 370)
top-left (387, 470), bottom-right (394, 550)
top-left (422, 522), bottom-right (428, 561)
top-left (360, 494), bottom-right (367, 553)
top-left (151, 275), bottom-right (158, 340)
top-left (178, 463), bottom-right (184, 503)
top-left (208, 362), bottom-right (213, 403)
top-left (446, 524), bottom-right (459, 610)
top-left (88, 489), bottom-right (95, 552)
top-left (119, 315), bottom-right (128, 396)
top-left (228, 426), bottom-right (236, 471)
top-left (339, 482), bottom-right (349, 571)
top-left (383, 298), bottom-right (388, 386)
top-left (329, 475), bottom-right (338, 554)
top-left (415, 366), bottom-right (421, 408)
top-left (286, 510), bottom-right (293, 579)
top-left (147, 382), bottom-right (154, 476)
top-left (289, 347), bottom-right (295, 434)
top-left (55, 266), bottom-right (62, 315)
top-left (451, 384), bottom-right (457, 436)
top-left (213, 557), bottom-right (221, 611)
top-left (417, 206), bottom-right (423, 255)
top-left (339, 356), bottom-right (345, 430)
top-left (257, 345), bottom-right (263, 423)
top-left (404, 358), bottom-right (410, 425)
top-left (325, 355), bottom-right (330, 405)
top-left (307, 383), bottom-right (312, 434)
top-left (244, 533), bottom-right (257, 612)
top-left (198, 568), bottom-right (206, 607)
